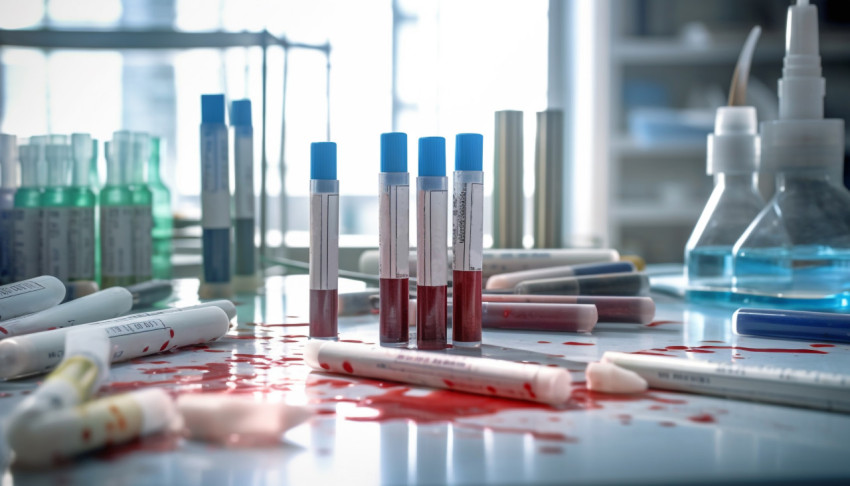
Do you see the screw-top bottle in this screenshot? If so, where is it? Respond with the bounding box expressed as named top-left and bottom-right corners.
top-left (41, 141), bottom-right (73, 282)
top-left (127, 131), bottom-right (153, 283)
top-left (0, 134), bottom-right (18, 284)
top-left (149, 137), bottom-right (173, 280)
top-left (685, 107), bottom-right (763, 298)
top-left (12, 143), bottom-right (43, 280)
top-left (69, 133), bottom-right (97, 282)
top-left (100, 139), bottom-right (134, 288)
top-left (732, 0), bottom-right (849, 310)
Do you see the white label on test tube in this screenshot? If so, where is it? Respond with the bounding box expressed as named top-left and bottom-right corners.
top-left (305, 340), bottom-right (570, 405)
top-left (42, 207), bottom-right (71, 282)
top-left (201, 124), bottom-right (230, 230)
top-left (0, 305), bottom-right (230, 379)
top-left (379, 173), bottom-right (410, 279)
top-left (12, 208), bottom-right (42, 280)
top-left (234, 130), bottom-right (254, 220)
top-left (416, 177), bottom-right (448, 287)
top-left (309, 180), bottom-right (339, 290)
top-left (452, 171), bottom-right (484, 272)
top-left (68, 206), bottom-right (95, 280)
top-left (101, 205), bottom-right (134, 278)
top-left (0, 287), bottom-right (132, 338)
top-left (0, 276), bottom-right (65, 323)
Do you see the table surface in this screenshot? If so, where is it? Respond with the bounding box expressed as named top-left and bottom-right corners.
top-left (2, 274), bottom-right (850, 486)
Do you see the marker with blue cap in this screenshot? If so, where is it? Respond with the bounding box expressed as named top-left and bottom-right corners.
top-left (230, 99), bottom-right (257, 290)
top-left (309, 142), bottom-right (339, 340)
top-left (734, 308), bottom-right (850, 344)
top-left (379, 133), bottom-right (410, 347)
top-left (199, 94), bottom-right (232, 298)
top-left (452, 133), bottom-right (485, 347)
top-left (416, 137), bottom-right (448, 350)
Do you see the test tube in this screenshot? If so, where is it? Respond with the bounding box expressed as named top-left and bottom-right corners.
top-left (199, 94), bottom-right (232, 298)
top-left (493, 110), bottom-right (523, 249)
top-left (0, 134), bottom-right (17, 285)
top-left (511, 272), bottom-right (650, 297)
top-left (231, 99), bottom-right (257, 290)
top-left (416, 137), bottom-right (448, 350)
top-left (129, 132), bottom-right (153, 284)
top-left (69, 134), bottom-right (96, 282)
top-left (378, 133), bottom-right (410, 347)
top-left (481, 294), bottom-right (655, 324)
top-left (100, 140), bottom-right (134, 288)
top-left (533, 110), bottom-right (564, 248)
top-left (12, 145), bottom-right (43, 281)
top-left (309, 142), bottom-right (339, 340)
top-left (452, 133), bottom-right (484, 347)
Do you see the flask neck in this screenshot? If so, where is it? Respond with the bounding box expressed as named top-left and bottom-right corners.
top-left (714, 173), bottom-right (759, 192)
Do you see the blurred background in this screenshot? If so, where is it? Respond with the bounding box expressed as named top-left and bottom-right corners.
top-left (1, 0), bottom-right (849, 270)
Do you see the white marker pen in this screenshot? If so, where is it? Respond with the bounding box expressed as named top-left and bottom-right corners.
top-left (309, 142), bottom-right (339, 339)
top-left (452, 133), bottom-right (484, 347)
top-left (7, 387), bottom-right (179, 468)
top-left (0, 275), bottom-right (65, 322)
top-left (603, 351), bottom-right (850, 413)
top-left (305, 340), bottom-right (570, 405)
top-left (416, 137), bottom-right (448, 350)
top-left (199, 94), bottom-right (232, 298)
top-left (378, 132), bottom-right (410, 347)
top-left (0, 305), bottom-right (230, 379)
top-left (0, 287), bottom-right (132, 338)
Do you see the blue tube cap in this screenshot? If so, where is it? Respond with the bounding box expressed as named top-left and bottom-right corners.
top-left (455, 133), bottom-right (483, 171)
top-left (230, 99), bottom-right (252, 127)
top-left (380, 132), bottom-right (407, 173)
top-left (202, 94), bottom-right (225, 124)
top-left (418, 137), bottom-right (446, 177)
top-left (311, 142), bottom-right (337, 180)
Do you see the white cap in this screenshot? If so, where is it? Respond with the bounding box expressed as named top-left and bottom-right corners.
top-left (761, 0), bottom-right (845, 173)
top-left (0, 134), bottom-right (18, 189)
top-left (706, 106), bottom-right (760, 175)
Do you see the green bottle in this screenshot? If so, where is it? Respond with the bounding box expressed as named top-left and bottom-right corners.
top-left (11, 144), bottom-right (42, 280)
top-left (127, 131), bottom-right (153, 283)
top-left (89, 138), bottom-right (102, 284)
top-left (41, 141), bottom-right (73, 282)
top-left (100, 139), bottom-right (134, 288)
top-left (149, 137), bottom-right (173, 279)
top-left (69, 133), bottom-right (97, 282)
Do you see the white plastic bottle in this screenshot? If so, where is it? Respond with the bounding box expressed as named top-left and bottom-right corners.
top-left (732, 0), bottom-right (849, 310)
top-left (685, 106), bottom-right (763, 297)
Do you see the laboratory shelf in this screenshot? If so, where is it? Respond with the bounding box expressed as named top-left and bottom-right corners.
top-left (2, 275), bottom-right (850, 485)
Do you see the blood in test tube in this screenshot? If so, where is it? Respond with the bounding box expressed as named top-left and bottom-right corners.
top-left (378, 133), bottom-right (410, 347)
top-left (309, 142), bottom-right (339, 340)
top-left (416, 137), bottom-right (448, 350)
top-left (452, 133), bottom-right (485, 347)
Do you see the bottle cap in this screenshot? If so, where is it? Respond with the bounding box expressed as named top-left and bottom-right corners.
top-left (202, 94), bottom-right (226, 124)
top-left (418, 137), bottom-right (446, 177)
top-left (71, 133), bottom-right (92, 163)
top-left (230, 99), bottom-right (252, 127)
top-left (380, 132), bottom-right (407, 173)
top-left (311, 142), bottom-right (337, 180)
top-left (706, 106), bottom-right (759, 175)
top-left (455, 133), bottom-right (483, 171)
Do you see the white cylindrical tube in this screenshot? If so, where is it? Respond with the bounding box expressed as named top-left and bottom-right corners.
top-left (309, 142), bottom-right (339, 340)
top-left (603, 351), bottom-right (850, 413)
top-left (7, 388), bottom-right (179, 468)
top-left (305, 340), bottom-right (570, 405)
top-left (0, 305), bottom-right (230, 379)
top-left (481, 249), bottom-right (620, 278)
top-left (0, 287), bottom-right (133, 338)
top-left (0, 276), bottom-right (65, 323)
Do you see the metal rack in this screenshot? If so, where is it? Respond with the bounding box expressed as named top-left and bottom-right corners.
top-left (0, 28), bottom-right (332, 262)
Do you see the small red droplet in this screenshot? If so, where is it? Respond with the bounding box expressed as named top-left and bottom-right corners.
top-left (159, 341), bottom-right (170, 351)
top-left (170, 329), bottom-right (175, 338)
top-left (443, 379), bottom-right (455, 388)
top-left (320, 362), bottom-right (330, 370)
top-left (342, 361), bottom-right (353, 373)
top-left (0, 327), bottom-right (7, 335)
top-left (486, 386), bottom-right (497, 394)
top-left (523, 382), bottom-right (537, 399)
top-left (503, 309), bottom-right (511, 318)
top-left (143, 346), bottom-right (149, 352)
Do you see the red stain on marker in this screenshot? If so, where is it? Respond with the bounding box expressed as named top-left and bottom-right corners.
top-left (320, 363), bottom-right (331, 370)
top-left (810, 344), bottom-right (836, 348)
top-left (443, 379), bottom-right (455, 388)
top-left (170, 329), bottom-right (175, 338)
top-left (688, 413), bottom-right (716, 424)
top-left (523, 382), bottom-right (537, 399)
top-left (142, 346), bottom-right (149, 353)
top-left (159, 341), bottom-right (170, 352)
top-left (646, 320), bottom-right (682, 327)
top-left (486, 386), bottom-right (497, 394)
top-left (562, 342), bottom-right (594, 346)
top-left (0, 327), bottom-right (8, 335)
top-left (342, 361), bottom-right (354, 373)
